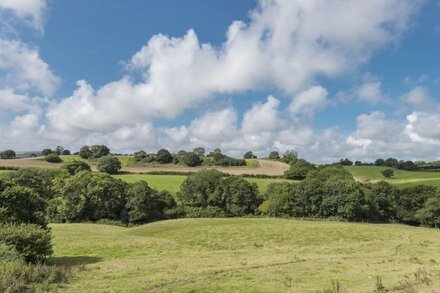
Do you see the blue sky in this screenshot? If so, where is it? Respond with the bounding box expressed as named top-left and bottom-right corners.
top-left (0, 0), bottom-right (440, 162)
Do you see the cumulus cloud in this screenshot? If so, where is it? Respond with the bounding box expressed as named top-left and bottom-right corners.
top-left (45, 0), bottom-right (421, 141)
top-left (356, 81), bottom-right (384, 104)
top-left (0, 0), bottom-right (47, 32)
top-left (0, 39), bottom-right (59, 96)
top-left (289, 86), bottom-right (328, 116)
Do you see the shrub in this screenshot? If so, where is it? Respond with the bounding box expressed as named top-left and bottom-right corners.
top-left (45, 154), bottom-right (62, 163)
top-left (0, 150), bottom-right (16, 159)
top-left (125, 181), bottom-right (176, 223)
top-left (0, 223), bottom-right (53, 263)
top-left (156, 149), bottom-right (173, 164)
top-left (182, 152), bottom-right (202, 167)
top-left (52, 171), bottom-right (127, 222)
top-left (61, 161), bottom-right (92, 175)
top-left (0, 241), bottom-right (24, 263)
top-left (381, 169), bottom-right (394, 179)
top-left (0, 185), bottom-right (47, 227)
top-left (96, 156), bottom-right (121, 174)
top-left (61, 149), bottom-right (71, 155)
top-left (214, 157), bottom-right (246, 167)
top-left (79, 145), bottom-right (92, 159)
top-left (183, 206), bottom-right (227, 218)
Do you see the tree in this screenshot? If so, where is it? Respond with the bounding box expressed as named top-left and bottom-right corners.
top-left (96, 156), bottom-right (121, 174)
top-left (134, 150), bottom-right (147, 161)
top-left (381, 169), bottom-right (394, 179)
top-left (125, 181), bottom-right (176, 224)
top-left (182, 152), bottom-right (202, 167)
top-left (415, 196), bottom-right (440, 228)
top-left (385, 158), bottom-right (398, 168)
top-left (339, 158), bottom-right (353, 166)
top-left (90, 145), bottom-right (110, 159)
top-left (243, 151), bottom-right (257, 159)
top-left (217, 176), bottom-right (261, 216)
top-left (284, 159), bottom-right (316, 180)
top-left (61, 161), bottom-right (91, 175)
top-left (282, 150), bottom-right (298, 165)
top-left (61, 149), bottom-right (71, 155)
top-left (45, 154), bottom-right (62, 163)
top-left (0, 150), bottom-right (16, 159)
top-left (178, 170), bottom-right (223, 208)
top-left (375, 159), bottom-right (385, 166)
top-left (41, 148), bottom-right (53, 156)
top-left (54, 146), bottom-right (64, 155)
top-left (156, 149), bottom-right (173, 164)
top-left (193, 147), bottom-right (205, 157)
top-left (355, 161), bottom-right (362, 166)
top-left (269, 151), bottom-right (280, 160)
top-left (79, 145), bottom-right (92, 159)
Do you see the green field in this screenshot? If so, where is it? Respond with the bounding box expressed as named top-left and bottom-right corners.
top-left (113, 174), bottom-right (290, 194)
top-left (51, 218), bottom-right (440, 292)
top-left (344, 166), bottom-right (440, 188)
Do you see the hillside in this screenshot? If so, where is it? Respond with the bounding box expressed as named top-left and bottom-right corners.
top-left (52, 218), bottom-right (440, 292)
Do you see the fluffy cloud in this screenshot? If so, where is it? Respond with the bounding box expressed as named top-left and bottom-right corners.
top-left (289, 86), bottom-right (328, 116)
top-left (356, 81), bottom-right (384, 104)
top-left (0, 0), bottom-right (47, 31)
top-left (0, 39), bottom-right (59, 96)
top-left (45, 0), bottom-right (421, 141)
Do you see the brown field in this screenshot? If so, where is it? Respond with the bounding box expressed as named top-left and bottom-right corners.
top-left (0, 157), bottom-right (290, 176)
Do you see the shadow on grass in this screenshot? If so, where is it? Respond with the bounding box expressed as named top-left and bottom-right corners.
top-left (50, 256), bottom-right (102, 266)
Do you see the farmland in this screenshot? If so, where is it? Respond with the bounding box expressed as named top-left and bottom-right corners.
top-left (51, 218), bottom-right (440, 292)
top-left (345, 166), bottom-right (440, 188)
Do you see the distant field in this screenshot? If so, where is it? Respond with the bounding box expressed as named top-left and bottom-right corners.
top-left (51, 218), bottom-right (440, 292)
top-left (113, 174), bottom-right (291, 194)
top-left (344, 166), bottom-right (440, 188)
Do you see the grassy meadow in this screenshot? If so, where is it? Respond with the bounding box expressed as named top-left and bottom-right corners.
top-left (113, 174), bottom-right (290, 194)
top-left (344, 166), bottom-right (440, 188)
top-left (51, 218), bottom-right (440, 292)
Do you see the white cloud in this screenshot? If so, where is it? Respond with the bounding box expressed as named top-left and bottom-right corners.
top-left (400, 86), bottom-right (437, 110)
top-left (356, 81), bottom-right (384, 104)
top-left (45, 0), bottom-right (421, 141)
top-left (0, 0), bottom-right (47, 32)
top-left (0, 39), bottom-right (59, 96)
top-left (289, 86), bottom-right (328, 116)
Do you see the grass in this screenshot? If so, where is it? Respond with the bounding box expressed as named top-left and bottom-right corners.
top-left (245, 159), bottom-right (259, 168)
top-left (113, 174), bottom-right (291, 195)
top-left (51, 218), bottom-right (440, 292)
top-left (344, 166), bottom-right (440, 188)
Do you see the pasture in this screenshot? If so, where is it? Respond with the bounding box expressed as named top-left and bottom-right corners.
top-left (113, 174), bottom-right (291, 194)
top-left (345, 166), bottom-right (440, 188)
top-left (52, 218), bottom-right (440, 292)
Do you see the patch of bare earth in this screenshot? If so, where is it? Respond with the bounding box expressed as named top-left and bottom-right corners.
top-left (0, 157), bottom-right (61, 169)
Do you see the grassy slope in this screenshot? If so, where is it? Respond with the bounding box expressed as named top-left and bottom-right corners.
top-left (52, 218), bottom-right (440, 292)
top-left (113, 174), bottom-right (290, 194)
top-left (344, 166), bottom-right (440, 188)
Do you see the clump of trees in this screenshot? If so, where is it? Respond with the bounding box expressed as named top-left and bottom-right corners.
top-left (284, 159), bottom-right (316, 180)
top-left (79, 145), bottom-right (110, 159)
top-left (41, 146), bottom-right (71, 157)
top-left (206, 149), bottom-right (246, 167)
top-left (244, 151), bottom-right (257, 159)
top-left (96, 156), bottom-right (121, 174)
top-left (0, 150), bottom-right (16, 159)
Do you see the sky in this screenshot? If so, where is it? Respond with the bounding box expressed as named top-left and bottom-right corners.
top-left (0, 0), bottom-right (440, 163)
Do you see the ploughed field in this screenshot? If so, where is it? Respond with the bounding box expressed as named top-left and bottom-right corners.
top-left (345, 166), bottom-right (440, 188)
top-left (52, 218), bottom-right (440, 292)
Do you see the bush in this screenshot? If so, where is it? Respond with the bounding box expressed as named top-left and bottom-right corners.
top-left (156, 149), bottom-right (173, 164)
top-left (61, 149), bottom-right (71, 155)
top-left (0, 223), bottom-right (52, 263)
top-left (45, 154), bottom-right (62, 163)
top-left (96, 156), bottom-right (121, 174)
top-left (125, 181), bottom-right (176, 223)
top-left (52, 171), bottom-right (127, 222)
top-left (182, 152), bottom-right (202, 167)
top-left (0, 150), bottom-right (16, 159)
top-left (0, 185), bottom-right (47, 227)
top-left (214, 157), bottom-right (246, 167)
top-left (61, 160), bottom-right (91, 175)
top-left (183, 206), bottom-right (227, 218)
top-left (0, 241), bottom-right (23, 263)
top-left (381, 169), bottom-right (394, 179)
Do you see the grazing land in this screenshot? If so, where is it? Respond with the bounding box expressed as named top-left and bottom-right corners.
top-left (345, 166), bottom-right (440, 188)
top-left (113, 174), bottom-right (291, 194)
top-left (52, 218), bottom-right (440, 293)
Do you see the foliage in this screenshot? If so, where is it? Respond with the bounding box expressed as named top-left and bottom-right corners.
top-left (0, 223), bottom-right (52, 263)
top-left (61, 160), bottom-right (92, 175)
top-left (54, 146), bottom-right (64, 155)
top-left (96, 155), bottom-right (121, 174)
top-left (134, 150), bottom-right (147, 161)
top-left (79, 145), bottom-right (92, 159)
top-left (381, 168), bottom-right (394, 179)
top-left (282, 149), bottom-right (298, 165)
top-left (339, 158), bottom-right (353, 166)
top-left (0, 150), bottom-right (16, 159)
top-left (268, 151), bottom-right (280, 160)
top-left (284, 159), bottom-right (316, 180)
top-left (61, 149), bottom-right (71, 155)
top-left (193, 147), bottom-right (205, 157)
top-left (45, 153), bottom-right (62, 163)
top-left (156, 148), bottom-right (173, 164)
top-left (41, 148), bottom-right (53, 156)
top-left (125, 181), bottom-right (176, 223)
top-left (180, 152), bottom-right (202, 167)
top-left (244, 151), bottom-right (257, 159)
top-left (90, 145), bottom-right (110, 159)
